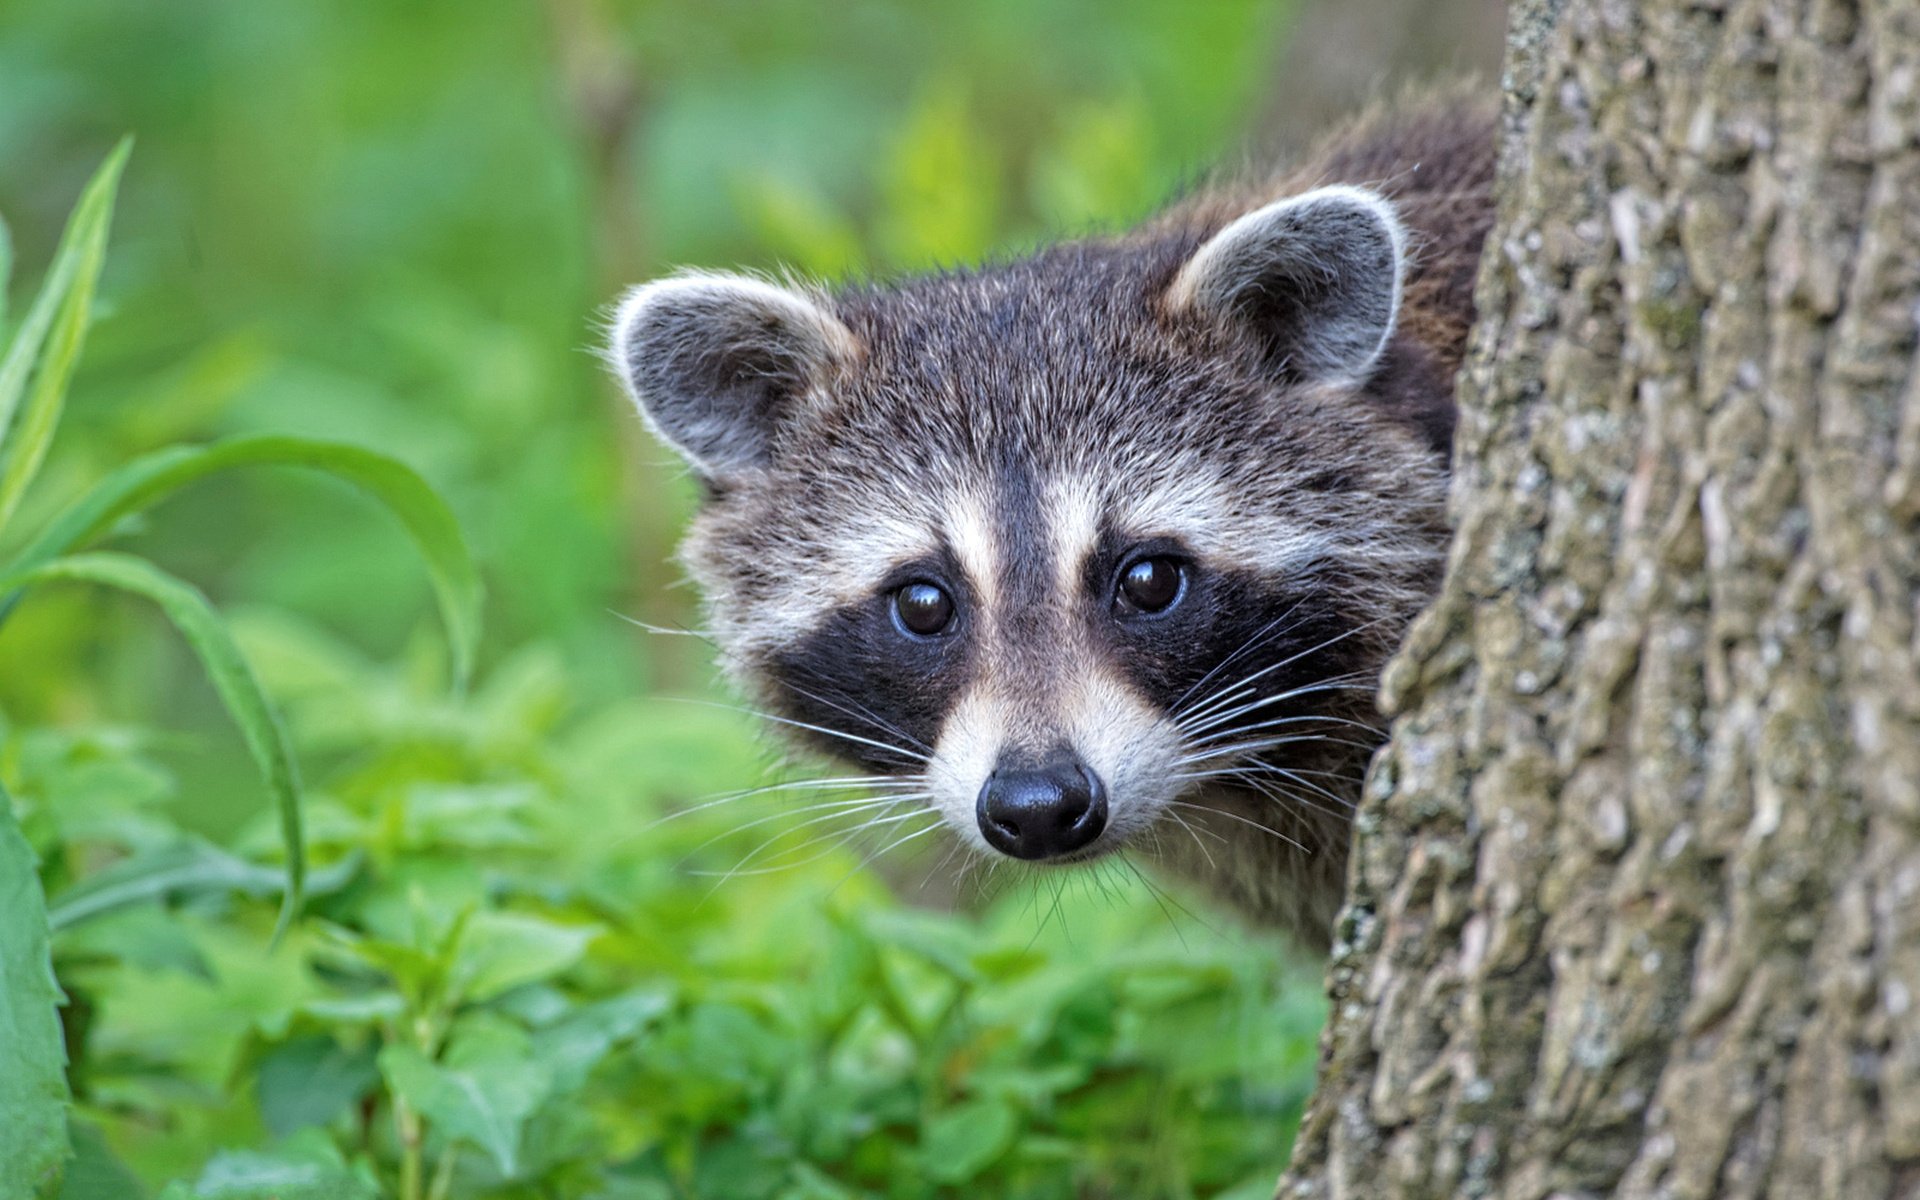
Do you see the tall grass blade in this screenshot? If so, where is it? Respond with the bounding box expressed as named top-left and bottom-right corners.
top-left (0, 139), bottom-right (131, 535)
top-left (0, 212), bottom-right (13, 332)
top-left (1, 435), bottom-right (484, 688)
top-left (0, 552), bottom-right (306, 935)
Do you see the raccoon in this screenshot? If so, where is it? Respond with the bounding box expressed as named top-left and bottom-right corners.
top-left (607, 96), bottom-right (1497, 942)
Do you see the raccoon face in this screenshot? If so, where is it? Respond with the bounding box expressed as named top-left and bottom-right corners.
top-left (607, 187), bottom-right (1450, 900)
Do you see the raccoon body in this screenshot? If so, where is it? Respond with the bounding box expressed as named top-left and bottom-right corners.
top-left (608, 96), bottom-right (1497, 942)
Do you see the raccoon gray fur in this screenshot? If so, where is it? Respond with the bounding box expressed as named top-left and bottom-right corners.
top-left (606, 95), bottom-right (1497, 943)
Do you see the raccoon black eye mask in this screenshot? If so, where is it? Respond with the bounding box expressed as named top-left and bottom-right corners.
top-left (606, 98), bottom-right (1496, 941)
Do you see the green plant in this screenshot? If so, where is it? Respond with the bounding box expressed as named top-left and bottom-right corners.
top-left (1, 6), bottom-right (1327, 1196)
top-left (0, 147), bottom-right (480, 1197)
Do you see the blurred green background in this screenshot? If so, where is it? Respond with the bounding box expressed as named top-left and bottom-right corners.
top-left (0, 2), bottom-right (1491, 1197)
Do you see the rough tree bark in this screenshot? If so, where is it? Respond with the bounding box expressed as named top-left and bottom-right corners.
top-left (1280, 0), bottom-right (1920, 1197)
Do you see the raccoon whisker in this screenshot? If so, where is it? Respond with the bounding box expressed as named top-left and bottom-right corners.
top-left (1243, 763), bottom-right (1359, 813)
top-left (1175, 656), bottom-right (1372, 734)
top-left (1172, 732), bottom-right (1377, 770)
top-left (624, 631), bottom-right (929, 762)
top-left (1224, 769), bottom-right (1356, 823)
top-left (830, 815), bottom-right (949, 894)
top-left (668, 697), bottom-right (932, 764)
top-left (696, 803), bottom-right (931, 882)
top-left (949, 853), bottom-right (982, 900)
top-left (1268, 764), bottom-right (1361, 810)
top-left (1089, 859), bottom-right (1127, 909)
top-left (1174, 652), bottom-right (1379, 736)
top-left (679, 793), bottom-right (923, 863)
top-left (1166, 800), bottom-right (1308, 853)
top-left (1173, 671), bottom-right (1377, 739)
top-left (1169, 765), bottom-right (1353, 825)
top-left (777, 677), bottom-right (932, 753)
top-left (682, 798), bottom-right (924, 880)
top-left (1176, 692), bottom-right (1381, 747)
top-left (609, 611), bottom-right (718, 643)
top-left (1166, 599), bottom-right (1314, 715)
top-left (924, 836), bottom-right (972, 893)
top-left (1172, 618), bottom-right (1393, 728)
top-left (1205, 764), bottom-right (1359, 817)
top-left (1183, 710), bottom-right (1385, 750)
top-left (1164, 807), bottom-right (1223, 872)
top-left (1028, 873), bottom-right (1074, 951)
top-left (1114, 853), bottom-right (1221, 945)
top-left (638, 774), bottom-right (921, 832)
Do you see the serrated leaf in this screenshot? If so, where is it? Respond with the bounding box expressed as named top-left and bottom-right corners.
top-left (378, 1029), bottom-right (551, 1177)
top-left (0, 139), bottom-right (129, 534)
top-left (0, 434), bottom-right (482, 688)
top-left (0, 779), bottom-right (71, 1199)
top-left (0, 553), bottom-right (305, 933)
top-left (450, 911), bottom-right (599, 1005)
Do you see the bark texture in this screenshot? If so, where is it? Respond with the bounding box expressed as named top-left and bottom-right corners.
top-left (1280, 0), bottom-right (1920, 1196)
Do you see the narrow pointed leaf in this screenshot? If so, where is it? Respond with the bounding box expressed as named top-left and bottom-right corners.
top-left (0, 552), bottom-right (304, 932)
top-left (0, 212), bottom-right (14, 332)
top-left (1, 434), bottom-right (482, 687)
top-left (0, 779), bottom-right (71, 1198)
top-left (0, 139), bottom-right (130, 534)
top-left (45, 839), bottom-right (360, 933)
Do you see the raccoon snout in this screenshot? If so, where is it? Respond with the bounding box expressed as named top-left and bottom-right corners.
top-left (976, 757), bottom-right (1109, 860)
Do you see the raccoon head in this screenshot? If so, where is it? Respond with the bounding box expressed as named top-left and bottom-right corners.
top-left (607, 186), bottom-right (1451, 935)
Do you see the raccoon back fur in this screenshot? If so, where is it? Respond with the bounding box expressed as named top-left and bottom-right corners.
top-left (606, 95), bottom-right (1497, 944)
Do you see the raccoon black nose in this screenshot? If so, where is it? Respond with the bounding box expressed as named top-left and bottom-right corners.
top-left (976, 758), bottom-right (1108, 860)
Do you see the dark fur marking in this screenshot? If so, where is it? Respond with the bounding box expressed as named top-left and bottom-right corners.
top-left (770, 552), bottom-right (975, 770)
top-left (640, 91), bottom-right (1500, 938)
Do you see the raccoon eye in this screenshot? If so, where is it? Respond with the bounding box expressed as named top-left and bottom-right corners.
top-left (1116, 557), bottom-right (1184, 615)
top-left (893, 581), bottom-right (955, 637)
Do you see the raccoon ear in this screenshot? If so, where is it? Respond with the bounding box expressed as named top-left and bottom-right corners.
top-left (1169, 185), bottom-right (1406, 387)
top-left (608, 271), bottom-right (859, 480)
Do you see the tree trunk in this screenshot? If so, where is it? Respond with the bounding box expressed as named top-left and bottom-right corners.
top-left (1280, 0), bottom-right (1920, 1196)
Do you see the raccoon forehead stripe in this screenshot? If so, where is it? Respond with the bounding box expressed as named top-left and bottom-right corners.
top-left (1108, 473), bottom-right (1337, 577)
top-left (1044, 479), bottom-right (1103, 601)
top-left (944, 489), bottom-right (1001, 613)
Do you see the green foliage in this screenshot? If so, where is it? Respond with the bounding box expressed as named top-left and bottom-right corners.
top-left (0, 551), bottom-right (309, 933)
top-left (0, 2), bottom-right (1325, 1197)
top-left (0, 140), bottom-right (127, 531)
top-left (0, 779), bottom-right (69, 1199)
top-left (4, 436), bottom-right (482, 688)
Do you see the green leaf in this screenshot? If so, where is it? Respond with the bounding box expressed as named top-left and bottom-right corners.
top-left (154, 1130), bottom-right (376, 1200)
top-left (55, 1119), bottom-right (147, 1200)
top-left (530, 988), bottom-right (672, 1093)
top-left (920, 1098), bottom-right (1018, 1185)
top-left (254, 1034), bottom-right (380, 1138)
top-left (449, 911), bottom-right (600, 1005)
top-left (0, 211), bottom-right (13, 333)
top-left (45, 839), bottom-right (360, 933)
top-left (0, 779), bottom-right (71, 1199)
top-left (0, 139), bottom-right (129, 535)
top-left (0, 553), bottom-right (304, 933)
top-left (378, 1025), bottom-right (552, 1178)
top-left (0, 434), bottom-right (483, 689)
